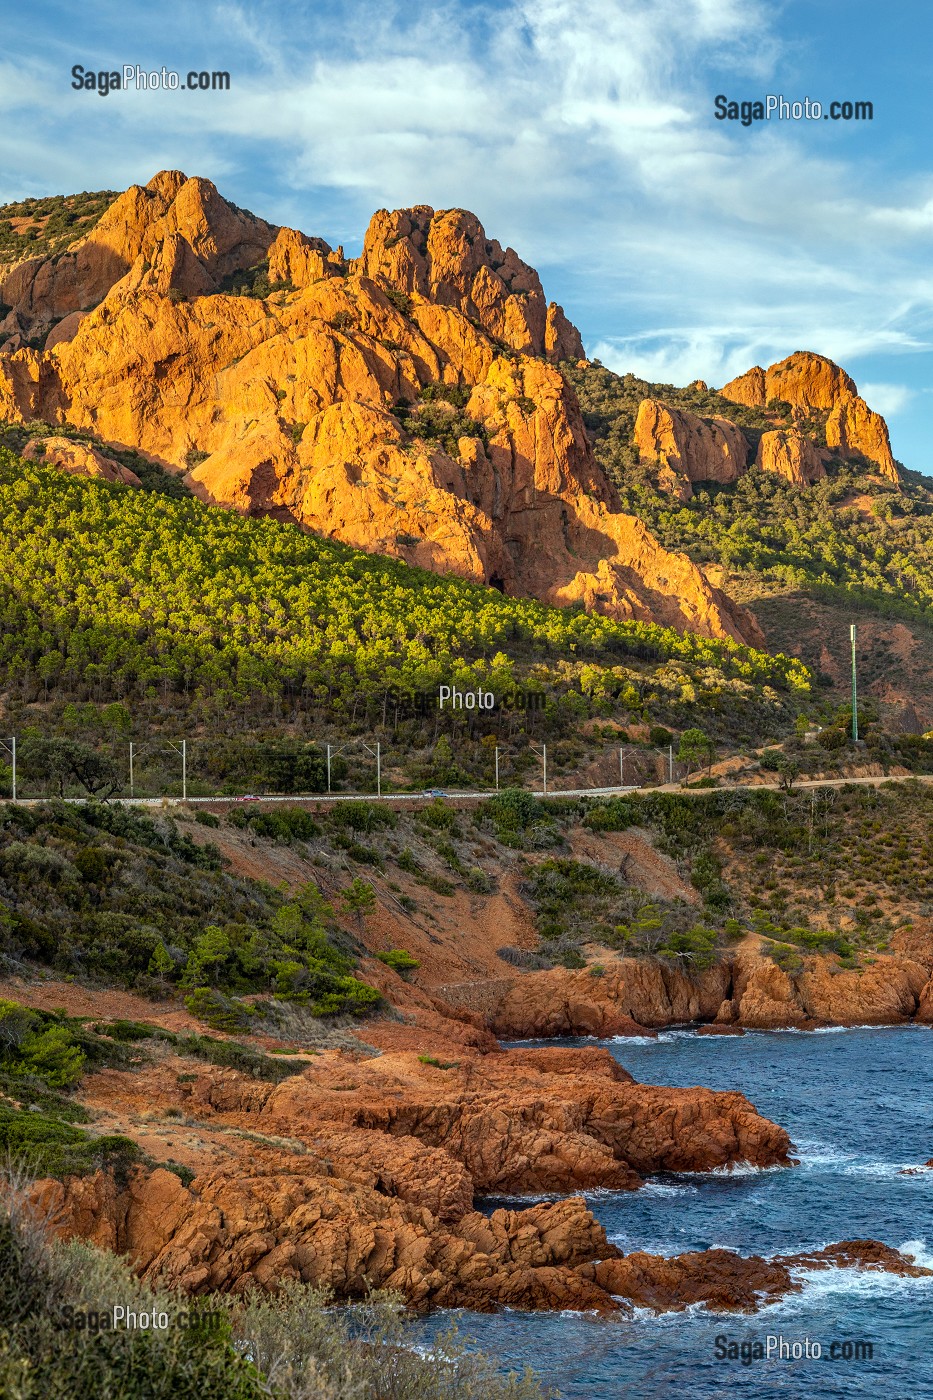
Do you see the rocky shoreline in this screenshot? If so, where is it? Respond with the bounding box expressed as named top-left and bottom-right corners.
top-left (464, 935), bottom-right (933, 1038)
top-left (28, 1035), bottom-right (931, 1316)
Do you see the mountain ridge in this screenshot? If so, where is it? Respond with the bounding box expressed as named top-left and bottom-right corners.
top-left (0, 171), bottom-right (910, 663)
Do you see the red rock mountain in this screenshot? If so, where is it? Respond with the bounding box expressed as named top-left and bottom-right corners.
top-left (0, 174), bottom-right (897, 644)
top-left (720, 350), bottom-right (898, 482)
top-left (0, 171), bottom-right (765, 645)
top-left (634, 350), bottom-right (897, 494)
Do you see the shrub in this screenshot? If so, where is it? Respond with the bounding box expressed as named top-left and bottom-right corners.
top-left (329, 801), bottom-right (396, 834)
top-left (480, 788), bottom-right (543, 837)
top-left (416, 798), bottom-right (458, 831)
top-left (656, 925), bottom-right (718, 969)
top-left (173, 1033), bottom-right (301, 1082)
top-left (375, 949), bottom-right (420, 978)
top-left (465, 867), bottom-right (494, 894)
top-left (0, 1104), bottom-right (139, 1179)
top-left (583, 798), bottom-right (638, 832)
top-left (183, 987), bottom-right (257, 1033)
top-left (14, 1025), bottom-right (85, 1089)
top-left (0, 1005), bottom-right (86, 1089)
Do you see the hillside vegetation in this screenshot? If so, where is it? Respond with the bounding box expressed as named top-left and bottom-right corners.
top-left (567, 360), bottom-right (933, 628)
top-left (0, 190), bottom-right (116, 273)
top-left (0, 449), bottom-right (811, 796)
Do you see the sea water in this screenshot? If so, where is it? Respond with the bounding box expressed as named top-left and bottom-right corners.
top-left (414, 1027), bottom-right (933, 1399)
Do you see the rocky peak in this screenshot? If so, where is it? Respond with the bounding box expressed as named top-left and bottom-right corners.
top-left (353, 205), bottom-right (583, 361)
top-left (0, 171), bottom-right (276, 347)
top-left (720, 350), bottom-right (897, 482)
top-left (0, 173), bottom-right (765, 647)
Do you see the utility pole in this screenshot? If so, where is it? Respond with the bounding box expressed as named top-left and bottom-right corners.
top-left (166, 740), bottom-right (187, 802)
top-left (495, 746), bottom-right (499, 792)
top-left (1, 738), bottom-right (15, 803)
top-left (850, 624), bottom-right (859, 743)
top-left (669, 744), bottom-right (674, 783)
top-left (327, 738), bottom-right (381, 797)
top-left (530, 742), bottom-right (547, 796)
top-left (620, 747), bottom-right (625, 788)
top-left (129, 742), bottom-right (134, 799)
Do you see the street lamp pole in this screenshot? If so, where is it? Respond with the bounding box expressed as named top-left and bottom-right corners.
top-left (850, 624), bottom-right (858, 743)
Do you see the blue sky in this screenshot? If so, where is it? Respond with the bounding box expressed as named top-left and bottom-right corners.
top-left (3, 0), bottom-right (933, 469)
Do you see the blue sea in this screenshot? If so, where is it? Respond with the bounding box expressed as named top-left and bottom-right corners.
top-left (415, 1027), bottom-right (933, 1399)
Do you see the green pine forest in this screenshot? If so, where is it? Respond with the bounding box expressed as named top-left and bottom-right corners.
top-left (0, 437), bottom-right (816, 796)
top-left (3, 349), bottom-right (933, 799)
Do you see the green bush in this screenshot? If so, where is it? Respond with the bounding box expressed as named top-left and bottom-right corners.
top-left (173, 1034), bottom-right (301, 1082)
top-left (0, 1103), bottom-right (139, 1179)
top-left (183, 988), bottom-right (257, 1033)
top-left (375, 949), bottom-right (421, 978)
top-left (0, 1004), bottom-right (85, 1089)
top-left (480, 788), bottom-right (544, 838)
top-left (226, 805), bottom-right (319, 842)
top-left (583, 797), bottom-right (638, 831)
top-left (657, 926), bottom-right (718, 968)
top-left (416, 798), bottom-right (458, 831)
top-left (328, 801), bottom-right (396, 834)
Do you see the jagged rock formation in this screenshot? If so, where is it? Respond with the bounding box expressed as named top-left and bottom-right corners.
top-left (351, 206), bottom-right (583, 362)
top-left (720, 351), bottom-right (898, 482)
top-left (0, 171), bottom-right (763, 645)
top-left (487, 960), bottom-right (731, 1036)
top-left (483, 943), bottom-right (933, 1037)
top-left (718, 945), bottom-right (932, 1030)
top-left (634, 399), bottom-right (747, 499)
top-left (0, 171), bottom-right (274, 348)
top-left (25, 1042), bottom-right (801, 1312)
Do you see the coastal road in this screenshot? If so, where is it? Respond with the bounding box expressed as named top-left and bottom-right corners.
top-left (10, 773), bottom-right (932, 808)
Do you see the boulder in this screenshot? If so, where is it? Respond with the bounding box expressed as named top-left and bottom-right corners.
top-left (21, 435), bottom-right (140, 485)
top-left (634, 399), bottom-right (748, 495)
top-left (756, 428), bottom-right (825, 485)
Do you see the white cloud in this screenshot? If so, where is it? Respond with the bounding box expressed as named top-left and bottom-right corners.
top-left (3, 0), bottom-right (933, 466)
top-left (858, 382), bottom-right (913, 417)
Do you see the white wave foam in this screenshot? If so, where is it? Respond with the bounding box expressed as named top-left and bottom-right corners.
top-left (795, 1143), bottom-right (933, 1178)
top-left (636, 1179), bottom-right (699, 1197)
top-left (899, 1238), bottom-right (933, 1269)
top-left (668, 1159), bottom-right (790, 1179)
top-left (788, 1264), bottom-right (933, 1300)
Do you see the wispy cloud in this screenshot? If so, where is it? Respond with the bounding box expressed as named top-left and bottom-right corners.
top-left (2, 0), bottom-right (933, 461)
top-left (859, 382), bottom-right (914, 417)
